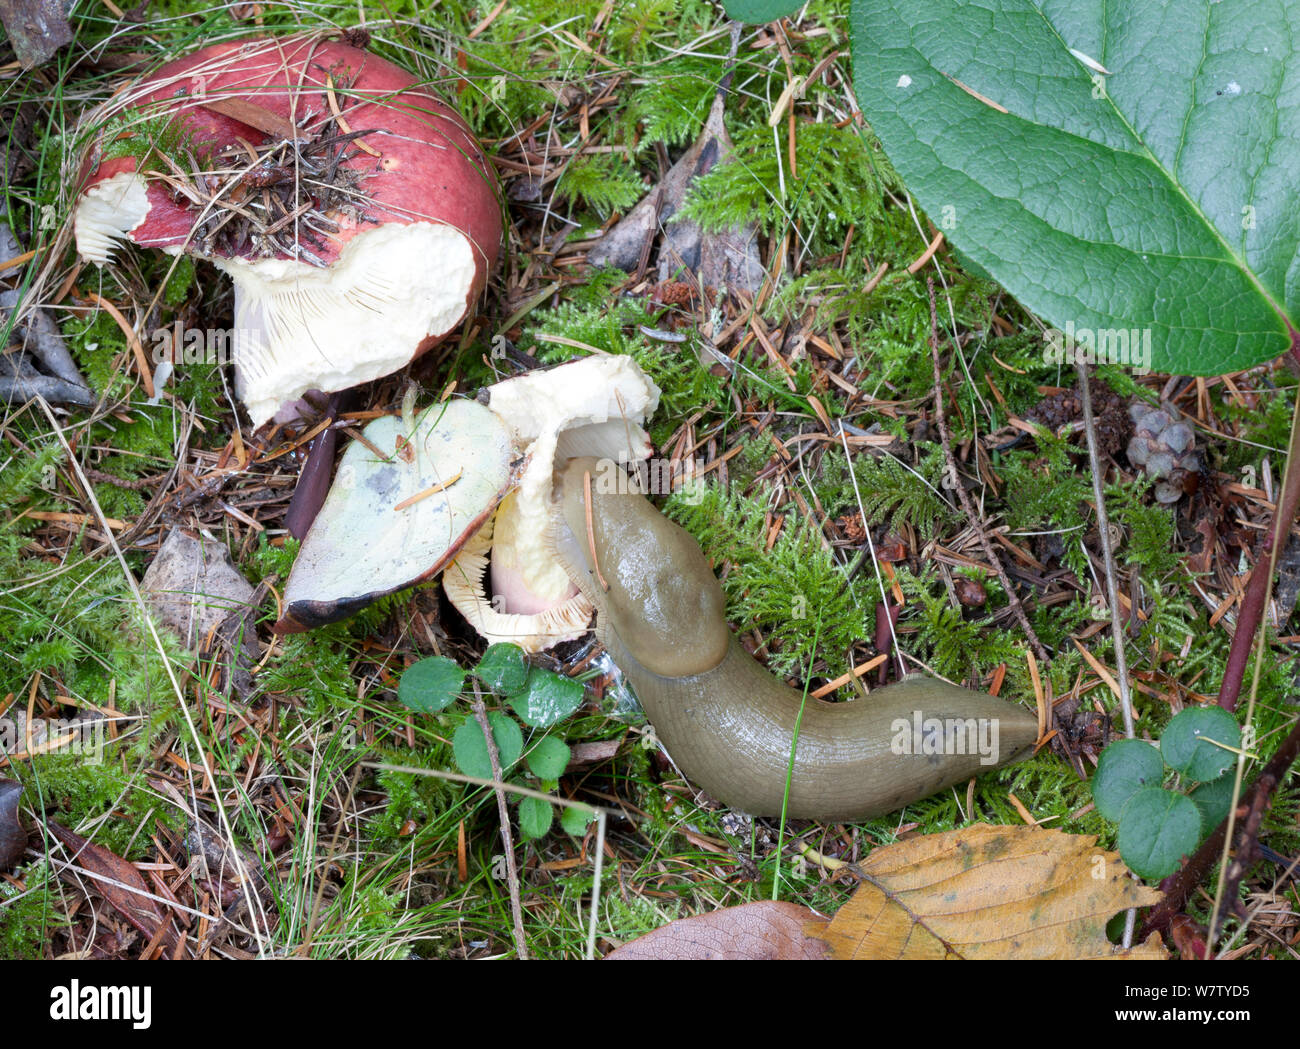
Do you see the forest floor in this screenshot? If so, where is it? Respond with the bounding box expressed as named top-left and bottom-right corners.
top-left (0, 0), bottom-right (1297, 959)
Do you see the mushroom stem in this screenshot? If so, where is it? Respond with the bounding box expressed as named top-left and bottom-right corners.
top-left (285, 391), bottom-right (349, 540)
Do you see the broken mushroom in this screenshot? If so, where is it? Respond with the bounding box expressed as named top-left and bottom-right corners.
top-left (276, 393), bottom-right (515, 631)
top-left (439, 490), bottom-right (596, 652)
top-left (73, 35), bottom-right (501, 427)
top-left (274, 357), bottom-right (660, 645)
top-left (443, 355), bottom-right (661, 652)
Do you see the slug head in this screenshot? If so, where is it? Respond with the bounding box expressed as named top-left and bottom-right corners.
top-left (557, 457), bottom-right (728, 676)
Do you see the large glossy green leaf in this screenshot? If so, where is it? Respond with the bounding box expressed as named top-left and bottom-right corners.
top-left (724, 0), bottom-right (805, 21)
top-left (850, 0), bottom-right (1299, 375)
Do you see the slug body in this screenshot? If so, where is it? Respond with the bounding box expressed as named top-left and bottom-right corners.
top-left (549, 458), bottom-right (1040, 821)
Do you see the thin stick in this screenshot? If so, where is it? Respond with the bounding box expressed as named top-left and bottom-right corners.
top-left (392, 468), bottom-right (463, 511)
top-left (471, 691), bottom-right (530, 960)
top-left (1076, 368), bottom-right (1134, 738)
top-left (1208, 380), bottom-right (1300, 944)
top-left (583, 469), bottom-right (609, 591)
top-left (906, 230), bottom-right (945, 274)
top-left (586, 810), bottom-right (607, 961)
top-left (810, 653), bottom-right (887, 698)
top-left (836, 426), bottom-right (904, 670)
top-left (325, 75), bottom-right (381, 157)
top-left (926, 280), bottom-right (1048, 663)
top-left (1216, 373), bottom-right (1300, 712)
top-left (1076, 364), bottom-right (1137, 949)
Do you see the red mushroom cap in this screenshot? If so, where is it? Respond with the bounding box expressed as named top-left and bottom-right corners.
top-left (73, 36), bottom-right (502, 425)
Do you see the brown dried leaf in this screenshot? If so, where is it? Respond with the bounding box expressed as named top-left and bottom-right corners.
top-left (1186, 514), bottom-right (1219, 576)
top-left (812, 824), bottom-right (1167, 959)
top-left (565, 739), bottom-right (622, 767)
top-left (606, 901), bottom-right (830, 960)
top-left (141, 529), bottom-right (258, 651)
top-left (0, 779), bottom-right (25, 871)
top-left (47, 820), bottom-right (180, 955)
top-left (1169, 913), bottom-right (1208, 960)
top-left (199, 97), bottom-right (298, 141)
top-left (587, 94), bottom-right (764, 295)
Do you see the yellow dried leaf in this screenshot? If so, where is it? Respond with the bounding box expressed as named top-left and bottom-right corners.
top-left (810, 824), bottom-right (1167, 959)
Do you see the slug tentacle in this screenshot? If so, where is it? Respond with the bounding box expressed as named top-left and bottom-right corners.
top-left (549, 457), bottom-right (1040, 821)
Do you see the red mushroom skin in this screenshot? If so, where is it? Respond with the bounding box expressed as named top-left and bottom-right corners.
top-left (74, 36), bottom-right (502, 424)
top-left (78, 36), bottom-right (500, 282)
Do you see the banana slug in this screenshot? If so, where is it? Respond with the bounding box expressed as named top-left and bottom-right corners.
top-left (547, 457), bottom-right (1040, 821)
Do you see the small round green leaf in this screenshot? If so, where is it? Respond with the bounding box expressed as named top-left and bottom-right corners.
top-left (1189, 775), bottom-right (1237, 835)
top-left (452, 713), bottom-right (523, 780)
top-left (1161, 707), bottom-right (1241, 782)
top-left (398, 657), bottom-right (465, 713)
top-left (473, 643), bottom-right (530, 696)
top-left (518, 796), bottom-right (553, 840)
top-left (525, 736), bottom-right (571, 781)
top-left (1117, 788), bottom-right (1202, 881)
top-left (1092, 738), bottom-right (1163, 822)
top-left (507, 668), bottom-right (584, 728)
top-left (560, 805), bottom-right (596, 837)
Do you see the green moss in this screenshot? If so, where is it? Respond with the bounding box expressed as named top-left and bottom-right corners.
top-left (162, 256), bottom-right (196, 307)
top-left (1220, 383), bottom-right (1294, 474)
top-left (63, 310), bottom-right (132, 400)
top-left (526, 297), bottom-right (730, 443)
top-left (258, 629), bottom-right (358, 718)
top-left (0, 860), bottom-right (62, 958)
top-left (821, 446), bottom-right (959, 541)
top-left (94, 106), bottom-right (197, 171)
top-left (556, 154), bottom-right (646, 219)
top-left (21, 753), bottom-right (165, 860)
top-left (677, 121), bottom-right (894, 258)
top-left (895, 565), bottom-right (1023, 682)
top-left (623, 55), bottom-right (724, 149)
top-left (369, 761), bottom-right (462, 846)
top-left (997, 430), bottom-right (1092, 580)
top-left (246, 534), bottom-right (298, 583)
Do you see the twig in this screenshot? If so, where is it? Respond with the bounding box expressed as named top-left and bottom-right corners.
top-left (1076, 368), bottom-right (1135, 739)
top-left (926, 279), bottom-right (1048, 662)
top-left (1216, 375), bottom-right (1300, 712)
top-left (1, 286), bottom-right (91, 389)
top-left (1077, 364), bottom-right (1137, 950)
top-left (0, 373), bottom-right (95, 407)
top-left (471, 690), bottom-right (530, 960)
top-left (1208, 379), bottom-right (1300, 943)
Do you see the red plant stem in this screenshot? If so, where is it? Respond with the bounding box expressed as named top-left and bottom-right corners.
top-left (1138, 714), bottom-right (1300, 940)
top-left (1217, 353), bottom-right (1300, 712)
top-left (874, 600), bottom-right (902, 681)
